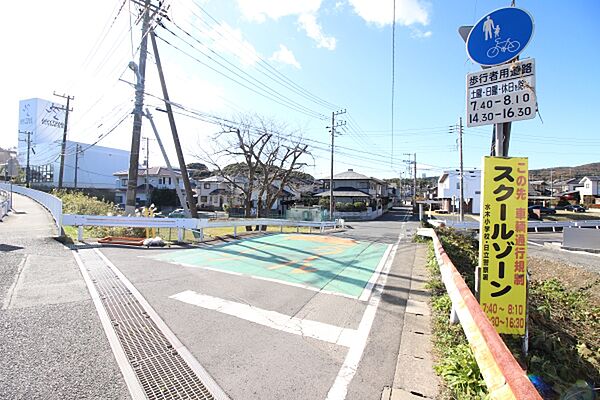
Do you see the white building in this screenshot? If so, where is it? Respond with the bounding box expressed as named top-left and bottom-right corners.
top-left (577, 176), bottom-right (600, 204)
top-left (18, 98), bottom-right (129, 189)
top-left (437, 169), bottom-right (482, 214)
top-left (113, 167), bottom-right (184, 206)
top-left (196, 176), bottom-right (243, 209)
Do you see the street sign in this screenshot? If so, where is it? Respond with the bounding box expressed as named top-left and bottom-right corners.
top-left (479, 156), bottom-right (528, 335)
top-left (466, 58), bottom-right (536, 127)
top-left (466, 7), bottom-right (534, 67)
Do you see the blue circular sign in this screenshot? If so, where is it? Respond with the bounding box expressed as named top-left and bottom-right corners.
top-left (466, 7), bottom-right (534, 66)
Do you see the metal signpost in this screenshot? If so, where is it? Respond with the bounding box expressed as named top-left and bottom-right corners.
top-left (466, 58), bottom-right (536, 127)
top-left (465, 6), bottom-right (535, 351)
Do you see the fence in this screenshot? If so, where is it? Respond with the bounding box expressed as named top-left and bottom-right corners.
top-left (2, 184), bottom-right (344, 242)
top-left (418, 227), bottom-right (541, 400)
top-left (62, 214), bottom-right (343, 241)
top-left (0, 183), bottom-right (62, 235)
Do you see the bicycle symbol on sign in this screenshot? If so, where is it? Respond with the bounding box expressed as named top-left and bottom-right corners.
top-left (487, 38), bottom-right (521, 58)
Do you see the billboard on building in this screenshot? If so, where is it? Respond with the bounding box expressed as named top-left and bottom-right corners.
top-left (18, 98), bottom-right (66, 164)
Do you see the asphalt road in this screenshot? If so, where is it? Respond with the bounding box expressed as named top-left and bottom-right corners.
top-left (98, 207), bottom-right (420, 400)
top-left (0, 194), bottom-right (129, 400)
top-left (528, 232), bottom-right (600, 275)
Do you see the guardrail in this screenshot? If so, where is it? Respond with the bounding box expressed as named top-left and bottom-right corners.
top-left (0, 184), bottom-right (344, 242)
top-left (62, 214), bottom-right (344, 242)
top-left (0, 188), bottom-right (11, 221)
top-left (430, 218), bottom-right (600, 232)
top-left (0, 183), bottom-right (62, 235)
top-left (418, 227), bottom-right (541, 400)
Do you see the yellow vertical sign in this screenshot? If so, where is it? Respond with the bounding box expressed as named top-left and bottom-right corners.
top-left (479, 157), bottom-right (528, 335)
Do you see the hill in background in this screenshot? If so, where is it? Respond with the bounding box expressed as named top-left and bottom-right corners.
top-left (529, 162), bottom-right (600, 181)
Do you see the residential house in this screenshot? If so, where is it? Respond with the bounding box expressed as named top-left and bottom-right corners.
top-left (437, 170), bottom-right (481, 214)
top-left (113, 167), bottom-right (184, 206)
top-left (196, 175), bottom-right (244, 209)
top-left (577, 176), bottom-right (600, 204)
top-left (315, 169), bottom-right (389, 208)
top-left (529, 180), bottom-right (549, 196)
top-left (195, 175), bottom-right (300, 214)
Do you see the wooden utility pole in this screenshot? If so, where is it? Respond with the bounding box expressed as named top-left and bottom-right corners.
top-left (150, 30), bottom-right (198, 218)
top-left (74, 144), bottom-right (81, 189)
top-left (125, 0), bottom-right (151, 214)
top-left (53, 92), bottom-right (74, 189)
top-left (18, 131), bottom-right (33, 188)
top-left (459, 117), bottom-right (464, 222)
top-left (329, 109), bottom-right (346, 220)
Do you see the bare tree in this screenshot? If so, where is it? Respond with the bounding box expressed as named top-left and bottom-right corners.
top-left (198, 114), bottom-right (310, 229)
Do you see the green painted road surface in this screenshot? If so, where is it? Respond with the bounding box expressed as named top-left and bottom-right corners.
top-left (151, 234), bottom-right (390, 298)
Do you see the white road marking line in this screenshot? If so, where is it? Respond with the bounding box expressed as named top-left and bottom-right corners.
top-left (170, 290), bottom-right (357, 347)
top-left (169, 261), bottom-right (359, 300)
top-left (325, 234), bottom-right (401, 400)
top-left (358, 244), bottom-right (393, 302)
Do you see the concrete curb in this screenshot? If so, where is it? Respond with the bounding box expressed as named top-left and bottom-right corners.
top-left (383, 243), bottom-right (439, 400)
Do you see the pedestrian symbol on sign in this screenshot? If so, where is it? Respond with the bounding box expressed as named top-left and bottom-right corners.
top-left (466, 7), bottom-right (534, 67)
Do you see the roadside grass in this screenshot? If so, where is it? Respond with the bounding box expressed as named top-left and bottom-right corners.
top-left (424, 226), bottom-right (600, 399)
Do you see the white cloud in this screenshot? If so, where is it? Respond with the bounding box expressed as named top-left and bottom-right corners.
top-left (270, 45), bottom-right (301, 69)
top-left (209, 22), bottom-right (260, 67)
top-left (236, 0), bottom-right (336, 50)
top-left (410, 28), bottom-right (432, 39)
top-left (298, 14), bottom-right (337, 50)
top-left (237, 0), bottom-right (322, 22)
top-left (349, 0), bottom-right (430, 27)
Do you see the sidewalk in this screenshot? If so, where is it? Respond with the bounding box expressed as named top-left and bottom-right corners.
top-left (382, 243), bottom-right (440, 400)
top-left (0, 194), bottom-right (129, 399)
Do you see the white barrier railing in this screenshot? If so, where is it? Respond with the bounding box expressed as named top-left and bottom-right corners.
top-left (0, 188), bottom-right (11, 221)
top-left (0, 183), bottom-right (62, 235)
top-left (429, 218), bottom-right (600, 232)
top-left (0, 184), bottom-right (344, 241)
top-left (62, 213), bottom-right (344, 241)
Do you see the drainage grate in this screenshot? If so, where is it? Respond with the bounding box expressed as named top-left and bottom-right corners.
top-left (78, 248), bottom-right (221, 400)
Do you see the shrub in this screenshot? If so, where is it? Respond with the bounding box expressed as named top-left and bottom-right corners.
top-left (52, 190), bottom-right (145, 238)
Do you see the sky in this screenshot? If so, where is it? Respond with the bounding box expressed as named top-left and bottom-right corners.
top-left (1, 0), bottom-right (599, 180)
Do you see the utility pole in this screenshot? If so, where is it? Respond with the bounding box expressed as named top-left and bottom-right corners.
top-left (458, 117), bottom-right (465, 222)
top-left (125, 0), bottom-right (152, 215)
top-left (402, 153), bottom-right (417, 209)
top-left (19, 131), bottom-right (33, 188)
top-left (145, 108), bottom-right (189, 214)
top-left (144, 136), bottom-right (150, 207)
top-left (53, 92), bottom-right (74, 189)
top-left (150, 31), bottom-right (198, 218)
top-left (328, 109), bottom-right (346, 220)
top-left (413, 153), bottom-right (417, 208)
top-left (74, 144), bottom-right (81, 189)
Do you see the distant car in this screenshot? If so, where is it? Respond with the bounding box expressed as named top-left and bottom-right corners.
top-left (528, 205), bottom-right (556, 215)
top-left (564, 204), bottom-right (586, 212)
top-left (168, 208), bottom-right (186, 218)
